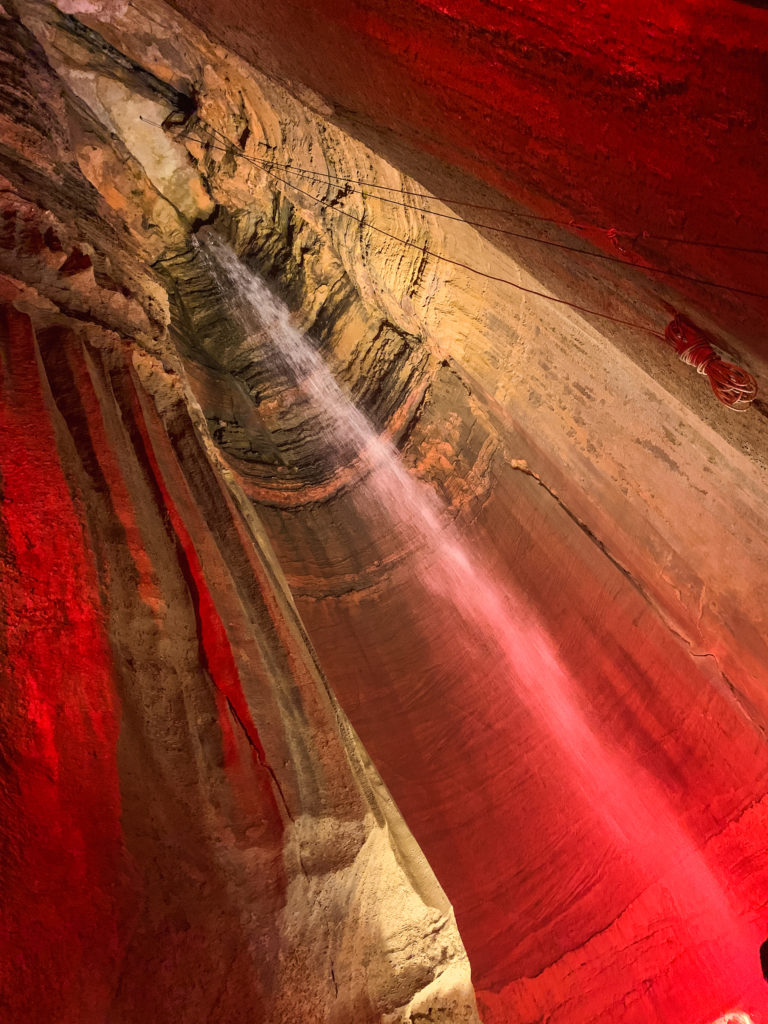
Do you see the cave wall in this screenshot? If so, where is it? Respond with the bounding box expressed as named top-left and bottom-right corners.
top-left (2, 1), bottom-right (768, 1023)
top-left (0, 8), bottom-right (479, 1023)
top-left (168, 0), bottom-right (768, 350)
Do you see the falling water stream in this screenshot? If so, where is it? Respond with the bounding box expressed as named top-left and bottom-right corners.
top-left (197, 234), bottom-right (764, 1021)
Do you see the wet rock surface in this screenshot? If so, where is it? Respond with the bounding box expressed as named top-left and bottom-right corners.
top-left (0, 6), bottom-right (479, 1023)
top-left (1, 2), bottom-right (768, 1022)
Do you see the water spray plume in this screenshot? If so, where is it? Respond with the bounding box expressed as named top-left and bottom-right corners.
top-left (196, 233), bottom-right (767, 1018)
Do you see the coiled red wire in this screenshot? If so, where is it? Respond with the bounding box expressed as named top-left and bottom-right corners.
top-left (665, 314), bottom-right (758, 410)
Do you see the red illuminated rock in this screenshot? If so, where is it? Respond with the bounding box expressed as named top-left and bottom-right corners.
top-left (168, 0), bottom-right (768, 349)
top-left (0, 13), bottom-right (479, 1024)
top-left (2, 2), bottom-right (768, 1023)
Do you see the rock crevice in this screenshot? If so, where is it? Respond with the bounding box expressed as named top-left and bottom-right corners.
top-left (2, 1), bottom-right (768, 1022)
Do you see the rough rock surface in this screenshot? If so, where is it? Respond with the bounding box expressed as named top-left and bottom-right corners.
top-left (0, 7), bottom-right (479, 1023)
top-left (168, 0), bottom-right (768, 352)
top-left (1, 2), bottom-right (768, 1023)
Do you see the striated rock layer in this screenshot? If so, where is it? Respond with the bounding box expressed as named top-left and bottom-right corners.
top-left (2, 1), bottom-right (768, 1023)
top-left (169, 0), bottom-right (768, 351)
top-left (0, 8), bottom-right (479, 1024)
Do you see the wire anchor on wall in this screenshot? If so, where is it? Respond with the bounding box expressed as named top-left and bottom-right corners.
top-left (665, 314), bottom-right (758, 410)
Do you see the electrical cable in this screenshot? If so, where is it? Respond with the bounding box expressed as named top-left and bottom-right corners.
top-left (139, 116), bottom-right (759, 409)
top-left (664, 315), bottom-right (757, 410)
top-left (239, 157), bottom-right (768, 299)
top-left (150, 118), bottom-right (768, 300)
top-left (194, 121), bottom-right (666, 338)
top-left (191, 120), bottom-right (768, 258)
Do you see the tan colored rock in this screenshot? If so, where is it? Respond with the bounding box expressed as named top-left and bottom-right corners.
top-left (3, 1), bottom-right (768, 1022)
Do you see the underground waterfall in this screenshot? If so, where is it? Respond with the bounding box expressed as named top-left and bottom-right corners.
top-left (199, 234), bottom-right (767, 1020)
top-left (3, 0), bottom-right (768, 1021)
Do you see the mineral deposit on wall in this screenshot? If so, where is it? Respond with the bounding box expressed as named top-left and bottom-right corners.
top-left (1, 1), bottom-right (768, 1022)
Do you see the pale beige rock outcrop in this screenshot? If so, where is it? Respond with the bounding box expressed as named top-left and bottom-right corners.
top-left (5, 0), bottom-right (768, 1020)
top-left (4, 3), bottom-right (484, 1020)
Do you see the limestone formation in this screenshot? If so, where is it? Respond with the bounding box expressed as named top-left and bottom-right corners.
top-left (1, 2), bottom-right (768, 1023)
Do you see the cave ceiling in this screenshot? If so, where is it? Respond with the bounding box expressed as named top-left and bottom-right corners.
top-left (1, 1), bottom-right (768, 1022)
